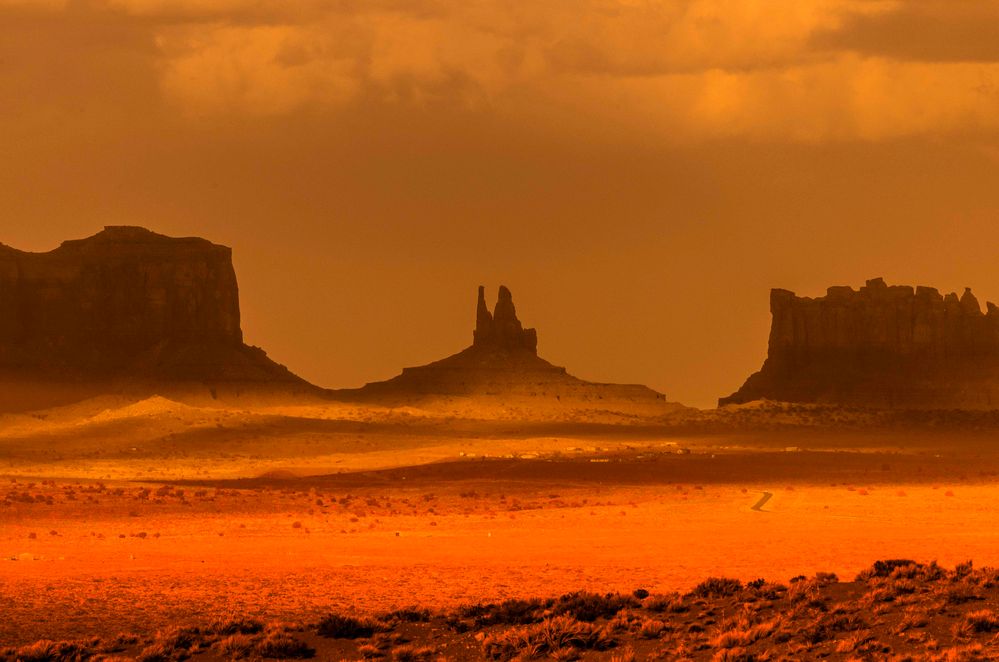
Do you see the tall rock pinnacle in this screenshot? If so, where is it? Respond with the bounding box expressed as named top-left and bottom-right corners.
top-left (336, 282), bottom-right (671, 408)
top-left (472, 285), bottom-right (538, 353)
top-left (474, 286), bottom-right (494, 346)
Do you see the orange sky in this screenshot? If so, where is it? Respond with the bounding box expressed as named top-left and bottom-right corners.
top-left (4, 0), bottom-right (999, 406)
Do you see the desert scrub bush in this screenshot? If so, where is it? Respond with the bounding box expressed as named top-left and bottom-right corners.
top-left (214, 634), bottom-right (256, 659)
top-left (316, 613), bottom-right (384, 639)
top-left (856, 559), bottom-right (920, 581)
top-left (609, 646), bottom-right (637, 662)
top-left (966, 566), bottom-right (999, 588)
top-left (864, 577), bottom-right (919, 603)
top-left (206, 614), bottom-right (264, 636)
top-left (690, 578), bottom-right (742, 599)
top-left (458, 598), bottom-right (548, 627)
top-left (5, 640), bottom-right (89, 662)
top-left (548, 648), bottom-right (583, 662)
top-left (382, 607), bottom-right (432, 623)
top-left (550, 592), bottom-right (638, 622)
top-left (602, 610), bottom-right (643, 635)
top-left (954, 609), bottom-right (999, 637)
top-left (890, 560), bottom-right (946, 583)
top-left (954, 560), bottom-right (975, 579)
top-left (833, 631), bottom-right (873, 654)
top-left (813, 572), bottom-right (838, 584)
top-left (368, 632), bottom-right (407, 652)
top-left (930, 642), bottom-right (987, 662)
top-left (151, 626), bottom-right (200, 651)
top-left (935, 582), bottom-right (985, 605)
top-left (709, 615), bottom-right (781, 649)
top-left (262, 621), bottom-right (305, 635)
top-left (481, 616), bottom-right (616, 660)
top-left (135, 641), bottom-right (190, 662)
top-left (894, 608), bottom-right (929, 634)
top-left (637, 617), bottom-right (670, 640)
top-left (824, 613), bottom-right (869, 634)
top-left (784, 578), bottom-right (822, 605)
top-left (99, 633), bottom-right (141, 653)
top-left (389, 644), bottom-right (437, 661)
top-left (778, 610), bottom-right (867, 649)
top-left (357, 643), bottom-right (382, 659)
top-left (645, 592), bottom-right (689, 614)
top-left (747, 582), bottom-right (787, 601)
top-left (134, 626), bottom-right (204, 662)
top-left (797, 621), bottom-right (833, 646)
top-left (254, 631), bottom-right (315, 658)
top-left (709, 647), bottom-right (756, 662)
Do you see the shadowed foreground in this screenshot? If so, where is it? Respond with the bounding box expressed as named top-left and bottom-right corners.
top-left (4, 560), bottom-right (999, 661)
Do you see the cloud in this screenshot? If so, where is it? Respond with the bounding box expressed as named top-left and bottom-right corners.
top-left (812, 1), bottom-right (999, 63)
top-left (544, 0), bottom-right (850, 76)
top-left (141, 1), bottom-right (853, 118)
top-left (156, 23), bottom-right (361, 115)
top-left (5, 0), bottom-right (999, 142)
top-left (0, 0), bottom-right (67, 10)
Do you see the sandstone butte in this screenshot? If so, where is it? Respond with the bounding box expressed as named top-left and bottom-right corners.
top-left (334, 285), bottom-right (672, 406)
top-left (0, 226), bottom-right (314, 409)
top-left (721, 277), bottom-right (999, 409)
top-left (0, 226), bottom-right (674, 413)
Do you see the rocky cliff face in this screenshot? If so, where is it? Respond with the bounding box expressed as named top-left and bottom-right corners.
top-left (0, 226), bottom-right (305, 386)
top-left (721, 277), bottom-right (999, 408)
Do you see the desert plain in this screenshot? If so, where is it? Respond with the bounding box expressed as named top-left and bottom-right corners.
top-left (5, 394), bottom-right (999, 660)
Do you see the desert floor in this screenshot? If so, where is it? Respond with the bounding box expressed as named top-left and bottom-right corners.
top-left (4, 397), bottom-right (999, 648)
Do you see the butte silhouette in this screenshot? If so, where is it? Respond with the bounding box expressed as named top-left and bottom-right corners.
top-left (334, 285), bottom-right (673, 408)
top-left (0, 227), bottom-right (675, 415)
top-left (722, 277), bottom-right (999, 409)
top-left (0, 226), bottom-right (315, 410)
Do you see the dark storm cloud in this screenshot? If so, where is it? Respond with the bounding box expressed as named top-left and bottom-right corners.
top-left (812, 1), bottom-right (999, 63)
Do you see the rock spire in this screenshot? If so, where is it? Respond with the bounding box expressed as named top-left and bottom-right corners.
top-left (472, 285), bottom-right (538, 353)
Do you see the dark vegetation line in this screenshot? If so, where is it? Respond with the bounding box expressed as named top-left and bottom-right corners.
top-left (4, 560), bottom-right (999, 661)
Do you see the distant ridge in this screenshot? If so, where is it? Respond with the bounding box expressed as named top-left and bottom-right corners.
top-left (334, 285), bottom-right (676, 411)
top-left (722, 277), bottom-right (999, 409)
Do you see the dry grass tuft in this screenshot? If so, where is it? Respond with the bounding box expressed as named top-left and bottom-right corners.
top-left (214, 633), bottom-right (256, 658)
top-left (481, 615), bottom-right (616, 660)
top-left (709, 615), bottom-right (782, 650)
top-left (255, 631), bottom-right (315, 658)
top-left (690, 577), bottom-right (742, 599)
top-left (389, 644), bottom-right (438, 661)
top-left (205, 614), bottom-right (264, 636)
top-left (644, 592), bottom-right (689, 614)
top-left (316, 613), bottom-right (384, 639)
top-left (551, 592), bottom-right (639, 622)
top-left (954, 610), bottom-right (999, 638)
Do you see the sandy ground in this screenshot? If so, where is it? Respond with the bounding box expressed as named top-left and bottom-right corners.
top-left (4, 396), bottom-right (999, 647)
top-left (5, 458), bottom-right (999, 645)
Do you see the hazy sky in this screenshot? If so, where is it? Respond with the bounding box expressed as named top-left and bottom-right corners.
top-left (4, 0), bottom-right (999, 406)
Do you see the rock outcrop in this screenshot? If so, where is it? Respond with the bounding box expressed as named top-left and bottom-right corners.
top-left (721, 277), bottom-right (999, 408)
top-left (473, 286), bottom-right (538, 352)
top-left (0, 226), bottom-right (309, 388)
top-left (336, 286), bottom-right (672, 410)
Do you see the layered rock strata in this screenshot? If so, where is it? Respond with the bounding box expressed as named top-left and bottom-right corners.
top-left (721, 277), bottom-right (999, 408)
top-left (0, 226), bottom-right (307, 386)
